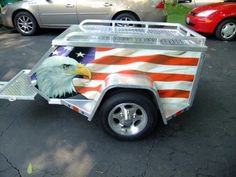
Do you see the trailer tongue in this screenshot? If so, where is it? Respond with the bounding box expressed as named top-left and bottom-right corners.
top-left (0, 20), bottom-right (207, 140)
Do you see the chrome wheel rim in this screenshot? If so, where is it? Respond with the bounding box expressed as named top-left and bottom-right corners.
top-left (120, 17), bottom-right (133, 21)
top-left (221, 22), bottom-right (236, 39)
top-left (117, 17), bottom-right (135, 27)
top-left (108, 103), bottom-right (148, 136)
top-left (17, 15), bottom-right (34, 34)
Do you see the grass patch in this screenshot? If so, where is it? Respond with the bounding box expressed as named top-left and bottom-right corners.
top-left (166, 3), bottom-right (192, 24)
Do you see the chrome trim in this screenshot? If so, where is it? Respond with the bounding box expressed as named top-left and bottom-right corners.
top-left (188, 52), bottom-right (206, 106)
top-left (39, 13), bottom-right (76, 16)
top-left (108, 103), bottom-right (148, 136)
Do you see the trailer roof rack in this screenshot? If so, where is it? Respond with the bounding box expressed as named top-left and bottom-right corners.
top-left (52, 20), bottom-right (207, 52)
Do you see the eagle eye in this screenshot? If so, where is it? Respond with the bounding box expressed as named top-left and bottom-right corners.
top-left (63, 64), bottom-right (70, 70)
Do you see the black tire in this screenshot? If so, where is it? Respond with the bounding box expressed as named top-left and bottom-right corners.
top-left (113, 12), bottom-right (139, 27)
top-left (14, 11), bottom-right (38, 36)
top-left (215, 19), bottom-right (236, 41)
top-left (100, 91), bottom-right (158, 140)
top-left (114, 12), bottom-right (138, 21)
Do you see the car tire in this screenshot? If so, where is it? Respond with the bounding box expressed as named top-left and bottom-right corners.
top-left (113, 12), bottom-right (139, 27)
top-left (100, 91), bottom-right (158, 140)
top-left (215, 19), bottom-right (236, 41)
top-left (14, 11), bottom-right (38, 36)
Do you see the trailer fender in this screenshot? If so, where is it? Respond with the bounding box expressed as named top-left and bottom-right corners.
top-left (89, 73), bottom-right (168, 125)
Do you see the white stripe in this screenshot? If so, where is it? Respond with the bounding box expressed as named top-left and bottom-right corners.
top-left (95, 48), bottom-right (126, 59)
top-left (87, 62), bottom-right (197, 75)
top-left (73, 78), bottom-right (103, 87)
top-left (95, 48), bottom-right (201, 59)
top-left (154, 81), bottom-right (193, 91)
top-left (159, 98), bottom-right (189, 104)
top-left (82, 91), bottom-right (101, 101)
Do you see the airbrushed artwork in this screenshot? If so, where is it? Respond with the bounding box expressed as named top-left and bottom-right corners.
top-left (32, 46), bottom-right (200, 107)
top-left (32, 46), bottom-right (94, 98)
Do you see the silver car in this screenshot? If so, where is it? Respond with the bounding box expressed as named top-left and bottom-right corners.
top-left (1, 0), bottom-right (167, 35)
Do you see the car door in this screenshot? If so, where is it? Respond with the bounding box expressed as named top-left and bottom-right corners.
top-left (76, 0), bottom-right (116, 22)
top-left (38, 0), bottom-right (77, 27)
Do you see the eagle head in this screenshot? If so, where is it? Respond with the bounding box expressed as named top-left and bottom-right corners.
top-left (35, 56), bottom-right (91, 98)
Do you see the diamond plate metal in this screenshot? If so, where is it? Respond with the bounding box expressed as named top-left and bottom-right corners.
top-left (0, 70), bottom-right (37, 101)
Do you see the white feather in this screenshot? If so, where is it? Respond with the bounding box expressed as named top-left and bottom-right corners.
top-left (36, 56), bottom-right (79, 98)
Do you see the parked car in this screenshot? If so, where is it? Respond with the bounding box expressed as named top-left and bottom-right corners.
top-left (0, 0), bottom-right (167, 36)
top-left (186, 1), bottom-right (236, 41)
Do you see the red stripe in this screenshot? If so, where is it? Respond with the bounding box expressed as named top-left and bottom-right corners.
top-left (158, 90), bottom-right (190, 98)
top-left (75, 85), bottom-right (102, 93)
top-left (149, 73), bottom-right (194, 82)
top-left (72, 106), bottom-right (79, 113)
top-left (91, 71), bottom-right (194, 82)
top-left (96, 47), bottom-right (113, 52)
top-left (176, 110), bottom-right (184, 116)
top-left (92, 55), bottom-right (198, 66)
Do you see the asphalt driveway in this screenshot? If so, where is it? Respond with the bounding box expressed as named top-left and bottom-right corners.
top-left (0, 29), bottom-right (236, 177)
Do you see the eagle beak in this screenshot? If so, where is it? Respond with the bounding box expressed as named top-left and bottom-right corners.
top-left (74, 64), bottom-right (92, 80)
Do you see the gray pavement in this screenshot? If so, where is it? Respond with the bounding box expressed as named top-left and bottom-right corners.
top-left (0, 29), bottom-right (236, 177)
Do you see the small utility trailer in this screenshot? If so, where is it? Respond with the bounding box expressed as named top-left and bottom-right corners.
top-left (0, 20), bottom-right (207, 140)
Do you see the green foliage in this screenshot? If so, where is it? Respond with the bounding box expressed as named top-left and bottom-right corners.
top-left (0, 0), bottom-right (19, 7)
top-left (166, 3), bottom-right (192, 24)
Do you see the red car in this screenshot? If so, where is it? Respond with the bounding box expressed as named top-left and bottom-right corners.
top-left (186, 2), bottom-right (236, 41)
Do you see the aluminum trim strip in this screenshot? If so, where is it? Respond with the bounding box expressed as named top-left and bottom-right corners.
top-left (188, 52), bottom-right (206, 106)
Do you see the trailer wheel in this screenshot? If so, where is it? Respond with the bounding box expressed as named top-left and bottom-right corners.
top-left (100, 92), bottom-right (158, 140)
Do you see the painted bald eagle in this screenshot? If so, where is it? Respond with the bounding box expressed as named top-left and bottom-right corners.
top-left (35, 56), bottom-right (91, 98)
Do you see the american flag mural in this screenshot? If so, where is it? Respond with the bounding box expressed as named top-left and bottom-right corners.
top-left (35, 46), bottom-right (201, 106)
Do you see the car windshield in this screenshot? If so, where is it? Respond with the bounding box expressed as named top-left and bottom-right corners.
top-left (224, 0), bottom-right (236, 2)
